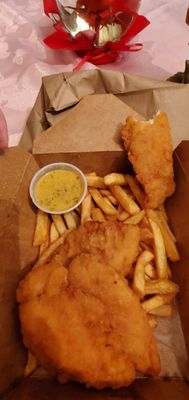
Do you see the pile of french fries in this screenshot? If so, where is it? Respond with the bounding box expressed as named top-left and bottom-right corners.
top-left (27, 171), bottom-right (180, 374)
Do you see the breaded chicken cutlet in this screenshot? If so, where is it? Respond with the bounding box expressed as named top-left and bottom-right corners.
top-left (57, 220), bottom-right (140, 277)
top-left (121, 112), bottom-right (175, 208)
top-left (17, 252), bottom-right (160, 389)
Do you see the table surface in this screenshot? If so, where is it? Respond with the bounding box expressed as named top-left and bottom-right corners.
top-left (0, 0), bottom-right (188, 147)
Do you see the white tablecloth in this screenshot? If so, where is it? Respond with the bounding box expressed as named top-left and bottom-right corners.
top-left (0, 0), bottom-right (188, 147)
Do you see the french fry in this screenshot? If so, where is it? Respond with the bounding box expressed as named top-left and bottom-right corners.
top-left (142, 294), bottom-right (175, 313)
top-left (145, 279), bottom-right (179, 296)
top-left (50, 222), bottom-right (59, 244)
top-left (158, 204), bottom-right (168, 221)
top-left (51, 214), bottom-right (67, 235)
top-left (71, 210), bottom-right (80, 226)
top-left (104, 173), bottom-right (127, 186)
top-left (64, 211), bottom-right (78, 229)
top-left (94, 193), bottom-right (117, 220)
top-left (110, 185), bottom-right (140, 215)
top-left (106, 194), bottom-right (118, 206)
top-left (118, 210), bottom-right (130, 221)
top-left (117, 204), bottom-right (130, 221)
top-left (148, 218), bottom-right (168, 279)
top-left (100, 189), bottom-right (111, 197)
top-left (148, 304), bottom-right (172, 317)
top-left (123, 187), bottom-right (135, 200)
top-left (33, 210), bottom-right (50, 247)
top-left (34, 232), bottom-right (69, 268)
top-left (133, 250), bottom-right (154, 298)
top-left (125, 174), bottom-right (144, 207)
top-left (124, 210), bottom-right (145, 225)
top-left (159, 209), bottom-right (176, 242)
top-left (147, 315), bottom-right (158, 329)
top-left (39, 239), bottom-right (49, 257)
top-left (89, 188), bottom-right (118, 216)
top-left (86, 175), bottom-right (106, 189)
top-left (81, 193), bottom-right (92, 224)
top-left (24, 351), bottom-right (38, 376)
top-left (91, 207), bottom-right (106, 222)
top-left (146, 209), bottom-right (179, 262)
top-left (103, 196), bottom-right (115, 208)
top-left (86, 171), bottom-right (97, 176)
top-left (145, 263), bottom-right (157, 280)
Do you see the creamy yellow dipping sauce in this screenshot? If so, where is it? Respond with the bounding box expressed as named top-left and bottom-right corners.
top-left (34, 169), bottom-right (83, 212)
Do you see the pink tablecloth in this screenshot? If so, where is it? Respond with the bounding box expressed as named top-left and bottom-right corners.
top-left (0, 0), bottom-right (188, 147)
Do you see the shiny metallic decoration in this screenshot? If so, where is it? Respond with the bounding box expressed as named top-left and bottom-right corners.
top-left (56, 0), bottom-right (93, 37)
top-left (53, 1), bottom-right (134, 47)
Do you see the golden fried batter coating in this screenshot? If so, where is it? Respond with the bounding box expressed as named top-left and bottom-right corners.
top-left (58, 221), bottom-right (140, 277)
top-left (17, 253), bottom-right (160, 389)
top-left (121, 112), bottom-right (175, 208)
